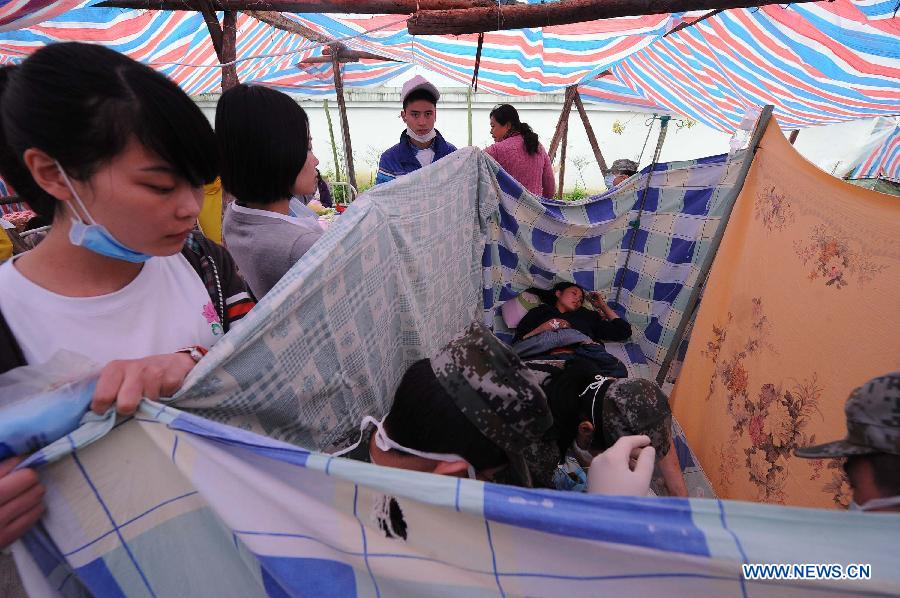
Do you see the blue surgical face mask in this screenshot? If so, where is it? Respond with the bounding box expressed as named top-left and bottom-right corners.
top-left (604, 174), bottom-right (616, 189)
top-left (56, 162), bottom-right (152, 263)
top-left (288, 197), bottom-right (304, 218)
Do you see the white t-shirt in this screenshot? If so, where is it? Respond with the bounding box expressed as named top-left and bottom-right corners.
top-left (416, 147), bottom-right (435, 168)
top-left (0, 254), bottom-right (223, 366)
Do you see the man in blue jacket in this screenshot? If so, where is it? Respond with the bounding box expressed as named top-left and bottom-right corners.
top-left (376, 75), bottom-right (457, 185)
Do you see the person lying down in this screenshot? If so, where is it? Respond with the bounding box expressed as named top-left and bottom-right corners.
top-left (512, 281), bottom-right (631, 377)
top-left (338, 321), bottom-right (684, 496)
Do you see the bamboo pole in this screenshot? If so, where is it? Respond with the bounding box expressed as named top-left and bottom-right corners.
top-left (331, 51), bottom-right (356, 190)
top-left (573, 91), bottom-right (609, 176)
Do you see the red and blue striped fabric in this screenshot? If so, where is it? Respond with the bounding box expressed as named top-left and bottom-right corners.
top-left (0, 2), bottom-right (894, 132)
top-left (850, 121), bottom-right (900, 181)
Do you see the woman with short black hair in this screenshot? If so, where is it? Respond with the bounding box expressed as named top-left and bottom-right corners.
top-left (0, 42), bottom-right (254, 550)
top-left (218, 84), bottom-right (322, 298)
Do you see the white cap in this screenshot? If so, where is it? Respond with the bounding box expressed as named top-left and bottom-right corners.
top-left (400, 75), bottom-right (440, 105)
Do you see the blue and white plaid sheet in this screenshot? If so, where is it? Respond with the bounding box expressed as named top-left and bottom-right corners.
top-left (14, 401), bottom-right (900, 597)
top-left (13, 148), bottom-right (898, 596)
top-left (483, 151), bottom-right (747, 374)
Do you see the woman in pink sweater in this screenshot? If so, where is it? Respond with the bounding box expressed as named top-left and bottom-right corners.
top-left (485, 104), bottom-right (556, 198)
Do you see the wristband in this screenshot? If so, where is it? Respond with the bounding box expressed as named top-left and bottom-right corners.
top-left (176, 345), bottom-right (208, 364)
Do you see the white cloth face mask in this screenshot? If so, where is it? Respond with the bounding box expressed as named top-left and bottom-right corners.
top-left (333, 415), bottom-right (476, 479)
top-left (406, 127), bottom-right (437, 144)
top-left (849, 495), bottom-right (900, 512)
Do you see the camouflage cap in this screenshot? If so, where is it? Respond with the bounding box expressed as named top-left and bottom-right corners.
top-left (431, 321), bottom-right (553, 486)
top-left (602, 378), bottom-right (672, 458)
top-left (610, 158), bottom-right (638, 174)
top-left (795, 372), bottom-right (900, 459)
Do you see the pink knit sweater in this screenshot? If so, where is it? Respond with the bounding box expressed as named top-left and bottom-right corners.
top-left (485, 135), bottom-right (556, 198)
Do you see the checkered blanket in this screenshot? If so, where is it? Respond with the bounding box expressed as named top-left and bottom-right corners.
top-left (10, 149), bottom-right (900, 595)
top-left (13, 401), bottom-right (900, 597)
top-left (485, 151), bottom-right (747, 372)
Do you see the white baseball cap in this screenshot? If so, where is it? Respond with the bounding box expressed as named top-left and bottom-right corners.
top-left (400, 75), bottom-right (440, 104)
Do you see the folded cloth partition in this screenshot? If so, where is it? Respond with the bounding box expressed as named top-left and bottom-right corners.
top-left (12, 400), bottom-right (900, 597)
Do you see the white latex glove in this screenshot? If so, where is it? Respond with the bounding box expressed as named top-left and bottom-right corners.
top-left (587, 435), bottom-right (656, 496)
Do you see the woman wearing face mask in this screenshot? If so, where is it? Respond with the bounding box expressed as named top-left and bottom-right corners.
top-left (217, 84), bottom-right (323, 299)
top-left (0, 43), bottom-right (255, 547)
top-left (485, 104), bottom-right (555, 198)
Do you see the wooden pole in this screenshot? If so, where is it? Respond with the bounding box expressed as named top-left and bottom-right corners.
top-left (573, 91), bottom-right (609, 176)
top-left (557, 119), bottom-right (568, 200)
top-left (549, 86), bottom-right (577, 163)
top-left (467, 85), bottom-right (473, 146)
top-left (221, 10), bottom-right (238, 90)
top-left (297, 51), bottom-right (399, 64)
top-left (96, 0), bottom-right (494, 11)
top-left (323, 99), bottom-right (342, 183)
top-left (788, 129), bottom-right (799, 145)
top-left (247, 10), bottom-right (334, 43)
top-left (407, 0), bottom-right (818, 35)
top-left (331, 50), bottom-right (356, 191)
top-left (195, 1), bottom-right (238, 90)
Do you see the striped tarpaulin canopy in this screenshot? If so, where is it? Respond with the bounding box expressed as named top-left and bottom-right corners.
top-left (849, 120), bottom-right (900, 181)
top-left (0, 1), bottom-right (895, 131)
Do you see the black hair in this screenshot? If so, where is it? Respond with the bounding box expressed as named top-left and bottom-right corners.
top-left (866, 453), bottom-right (900, 497)
top-left (384, 359), bottom-right (508, 471)
top-left (527, 281), bottom-right (585, 307)
top-left (403, 88), bottom-right (437, 109)
top-left (216, 84), bottom-right (310, 205)
top-left (0, 42), bottom-right (218, 221)
top-left (490, 104), bottom-right (540, 155)
top-left (544, 358), bottom-right (610, 458)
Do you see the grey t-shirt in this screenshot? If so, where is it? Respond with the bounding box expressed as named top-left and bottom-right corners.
top-left (223, 202), bottom-right (323, 299)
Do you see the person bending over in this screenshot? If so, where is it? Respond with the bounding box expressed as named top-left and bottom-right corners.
top-left (340, 321), bottom-right (554, 487)
top-left (218, 84), bottom-right (323, 299)
top-left (544, 358), bottom-right (687, 496)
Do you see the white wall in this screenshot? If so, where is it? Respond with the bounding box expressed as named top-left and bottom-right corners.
top-left (197, 88), bottom-right (879, 193)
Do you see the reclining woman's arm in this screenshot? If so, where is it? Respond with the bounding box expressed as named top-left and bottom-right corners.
top-left (514, 304), bottom-right (560, 341)
top-left (585, 293), bottom-right (632, 342)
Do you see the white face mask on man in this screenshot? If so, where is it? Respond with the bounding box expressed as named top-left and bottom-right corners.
top-left (334, 415), bottom-right (477, 479)
top-left (849, 495), bottom-right (900, 512)
top-left (406, 127), bottom-right (437, 145)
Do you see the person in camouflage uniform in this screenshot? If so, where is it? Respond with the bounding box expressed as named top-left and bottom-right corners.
top-left (345, 320), bottom-right (557, 487)
top-left (541, 358), bottom-right (687, 495)
top-left (607, 158), bottom-right (638, 188)
top-left (795, 372), bottom-right (900, 512)
top-left (430, 320), bottom-right (555, 487)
